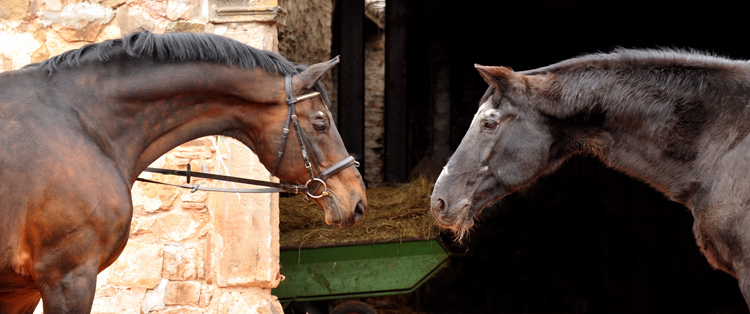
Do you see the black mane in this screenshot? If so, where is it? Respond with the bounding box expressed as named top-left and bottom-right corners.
top-left (36, 31), bottom-right (330, 105)
top-left (481, 48), bottom-right (750, 106)
top-left (522, 48), bottom-right (747, 75)
top-left (38, 31), bottom-right (299, 76)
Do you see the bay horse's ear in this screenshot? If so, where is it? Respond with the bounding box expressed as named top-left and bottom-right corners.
top-left (475, 64), bottom-right (527, 91)
top-left (293, 56), bottom-right (340, 90)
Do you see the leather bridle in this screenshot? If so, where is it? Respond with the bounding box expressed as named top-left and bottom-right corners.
top-left (270, 75), bottom-right (358, 198)
top-left (137, 75), bottom-right (358, 198)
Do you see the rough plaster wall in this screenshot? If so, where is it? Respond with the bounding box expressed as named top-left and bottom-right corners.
top-left (277, 0), bottom-right (332, 64)
top-left (0, 0), bottom-right (283, 313)
top-left (277, 0), bottom-right (336, 115)
top-left (277, 0), bottom-right (333, 85)
top-left (364, 30), bottom-right (385, 184)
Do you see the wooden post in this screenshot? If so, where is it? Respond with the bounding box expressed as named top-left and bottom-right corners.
top-left (336, 0), bottom-right (366, 179)
top-left (385, 0), bottom-right (408, 182)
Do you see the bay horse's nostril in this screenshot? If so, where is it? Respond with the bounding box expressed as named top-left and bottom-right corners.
top-left (354, 200), bottom-right (366, 221)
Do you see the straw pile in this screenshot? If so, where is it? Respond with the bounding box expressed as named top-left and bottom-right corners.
top-left (279, 177), bottom-right (439, 248)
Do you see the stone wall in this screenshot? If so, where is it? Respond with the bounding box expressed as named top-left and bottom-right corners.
top-left (0, 0), bottom-right (284, 313)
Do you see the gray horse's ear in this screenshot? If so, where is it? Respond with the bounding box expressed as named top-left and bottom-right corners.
top-left (475, 65), bottom-right (527, 91)
top-left (293, 56), bottom-right (340, 90)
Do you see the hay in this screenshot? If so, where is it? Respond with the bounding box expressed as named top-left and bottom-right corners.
top-left (279, 177), bottom-right (438, 248)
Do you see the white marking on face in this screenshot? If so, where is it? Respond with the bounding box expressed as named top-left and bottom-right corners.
top-left (435, 166), bottom-right (450, 187)
top-left (472, 97), bottom-right (492, 125)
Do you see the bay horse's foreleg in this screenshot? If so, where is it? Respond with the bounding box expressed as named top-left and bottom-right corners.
top-left (0, 290), bottom-right (41, 314)
top-left (37, 261), bottom-right (98, 314)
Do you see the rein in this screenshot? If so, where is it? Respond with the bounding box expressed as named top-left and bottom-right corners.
top-left (137, 75), bottom-right (358, 197)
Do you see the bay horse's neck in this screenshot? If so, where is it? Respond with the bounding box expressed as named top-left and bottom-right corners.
top-left (56, 61), bottom-right (285, 183)
top-left (538, 65), bottom-right (730, 205)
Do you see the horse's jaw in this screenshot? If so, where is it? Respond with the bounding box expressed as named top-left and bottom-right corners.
top-left (312, 190), bottom-right (364, 228)
top-left (430, 167), bottom-right (508, 242)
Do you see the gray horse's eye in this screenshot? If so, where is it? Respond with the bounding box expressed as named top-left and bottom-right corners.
top-left (483, 120), bottom-right (498, 130)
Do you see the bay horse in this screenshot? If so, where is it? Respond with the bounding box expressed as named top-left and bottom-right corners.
top-left (430, 48), bottom-right (750, 309)
top-left (0, 31), bottom-right (366, 313)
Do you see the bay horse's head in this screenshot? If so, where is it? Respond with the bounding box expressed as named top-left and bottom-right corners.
top-left (253, 57), bottom-right (366, 228)
top-left (431, 65), bottom-right (554, 239)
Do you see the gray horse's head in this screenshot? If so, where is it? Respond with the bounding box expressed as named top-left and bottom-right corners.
top-left (430, 65), bottom-right (555, 240)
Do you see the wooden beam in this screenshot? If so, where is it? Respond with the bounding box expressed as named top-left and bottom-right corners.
top-left (385, 0), bottom-right (408, 182)
top-left (336, 0), bottom-right (365, 179)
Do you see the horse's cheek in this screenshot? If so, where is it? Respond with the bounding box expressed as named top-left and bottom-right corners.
top-left (494, 126), bottom-right (549, 187)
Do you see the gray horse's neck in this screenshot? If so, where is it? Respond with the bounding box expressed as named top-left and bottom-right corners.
top-left (542, 66), bottom-right (724, 206)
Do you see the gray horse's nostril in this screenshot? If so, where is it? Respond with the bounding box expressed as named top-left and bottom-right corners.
top-left (434, 198), bottom-right (445, 212)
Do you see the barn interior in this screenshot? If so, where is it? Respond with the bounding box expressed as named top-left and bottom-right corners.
top-left (334, 0), bottom-right (750, 313)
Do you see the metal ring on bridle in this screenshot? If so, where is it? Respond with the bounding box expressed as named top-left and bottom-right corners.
top-left (305, 178), bottom-right (329, 199)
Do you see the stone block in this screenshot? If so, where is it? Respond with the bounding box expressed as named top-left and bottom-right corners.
top-left (130, 216), bottom-right (156, 236)
top-left (222, 23), bottom-right (277, 50)
top-left (55, 22), bottom-right (105, 42)
top-left (162, 241), bottom-right (198, 280)
top-left (0, 0), bottom-right (29, 20)
top-left (150, 210), bottom-right (206, 242)
top-left (0, 31), bottom-right (42, 69)
top-left (198, 284), bottom-right (215, 308)
top-left (0, 54), bottom-right (13, 71)
top-left (131, 0), bottom-right (167, 19)
top-left (30, 44), bottom-right (49, 63)
top-left (181, 191), bottom-right (208, 204)
top-left (164, 281), bottom-right (201, 305)
top-left (99, 0), bottom-right (127, 9)
top-left (215, 290), bottom-right (282, 314)
top-left (166, 0), bottom-right (200, 21)
top-left (40, 28), bottom-right (86, 57)
top-left (180, 191), bottom-right (208, 211)
top-left (116, 5), bottom-right (156, 35)
top-left (107, 241), bottom-right (163, 289)
top-left (90, 285), bottom-right (147, 314)
top-left (166, 21), bottom-right (206, 34)
top-left (142, 278), bottom-right (168, 313)
top-left (41, 2), bottom-right (114, 28)
top-left (208, 139), bottom-right (279, 288)
top-left (152, 306), bottom-right (202, 314)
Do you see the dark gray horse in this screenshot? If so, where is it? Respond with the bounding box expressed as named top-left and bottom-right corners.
top-left (430, 48), bottom-right (750, 308)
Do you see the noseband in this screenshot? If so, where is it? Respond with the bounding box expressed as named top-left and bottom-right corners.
top-left (270, 75), bottom-right (359, 198)
top-left (138, 75), bottom-right (358, 198)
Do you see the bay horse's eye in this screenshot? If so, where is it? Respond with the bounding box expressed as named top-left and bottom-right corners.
top-left (483, 120), bottom-right (499, 130)
top-left (313, 122), bottom-right (327, 132)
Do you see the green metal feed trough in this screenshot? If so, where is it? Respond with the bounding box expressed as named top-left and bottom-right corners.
top-left (273, 239), bottom-right (450, 303)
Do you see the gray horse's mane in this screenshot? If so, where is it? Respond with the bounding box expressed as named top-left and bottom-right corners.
top-left (480, 48), bottom-right (749, 105)
top-left (523, 48), bottom-right (747, 75)
top-left (38, 30), bottom-right (298, 76)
